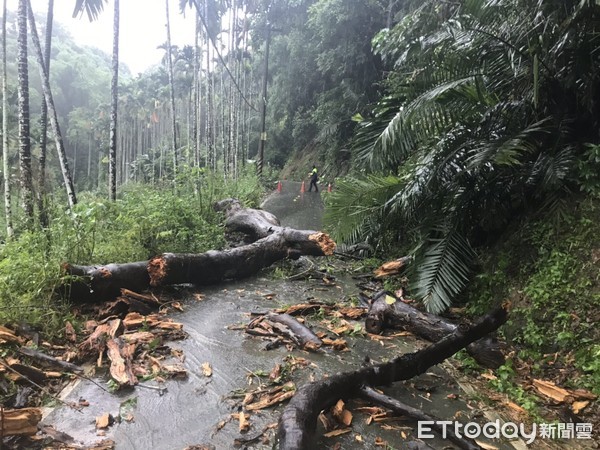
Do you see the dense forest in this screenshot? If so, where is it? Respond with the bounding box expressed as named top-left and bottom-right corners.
top-left (0, 0), bottom-right (599, 445)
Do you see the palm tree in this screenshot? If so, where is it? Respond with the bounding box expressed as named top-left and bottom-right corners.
top-left (326, 0), bottom-right (600, 313)
top-left (27, 0), bottom-right (77, 209)
top-left (1, 0), bottom-right (12, 237)
top-left (108, 0), bottom-right (119, 200)
top-left (37, 0), bottom-right (54, 226)
top-left (17, 0), bottom-right (34, 225)
top-left (165, 0), bottom-right (178, 174)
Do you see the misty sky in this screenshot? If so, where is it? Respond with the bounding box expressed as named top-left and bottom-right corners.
top-left (10, 0), bottom-right (197, 75)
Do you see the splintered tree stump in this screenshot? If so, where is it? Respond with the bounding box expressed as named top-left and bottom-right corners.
top-left (365, 291), bottom-right (505, 369)
top-left (278, 306), bottom-right (508, 450)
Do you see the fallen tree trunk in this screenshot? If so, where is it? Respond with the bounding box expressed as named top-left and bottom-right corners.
top-left (278, 305), bottom-right (508, 450)
top-left (63, 200), bottom-right (335, 302)
top-left (365, 291), bottom-right (504, 369)
top-left (358, 386), bottom-right (479, 450)
top-left (148, 231), bottom-right (334, 286)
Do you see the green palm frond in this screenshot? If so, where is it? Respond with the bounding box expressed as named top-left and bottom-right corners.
top-left (411, 226), bottom-right (475, 314)
top-left (467, 118), bottom-right (551, 168)
top-left (324, 175), bottom-right (404, 245)
top-left (72, 0), bottom-right (107, 22)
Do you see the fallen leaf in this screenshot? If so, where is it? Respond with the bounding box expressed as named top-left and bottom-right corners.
top-left (172, 302), bottom-right (184, 312)
top-left (201, 362), bottom-right (212, 377)
top-left (374, 436), bottom-right (388, 446)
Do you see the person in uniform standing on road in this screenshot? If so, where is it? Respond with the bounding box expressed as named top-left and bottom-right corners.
top-left (308, 165), bottom-right (319, 192)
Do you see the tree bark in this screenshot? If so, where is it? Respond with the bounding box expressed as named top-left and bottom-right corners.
top-left (148, 230), bottom-right (334, 286)
top-left (358, 386), bottom-right (479, 450)
top-left (365, 291), bottom-right (505, 368)
top-left (278, 306), bottom-right (508, 450)
top-left (108, 0), bottom-right (119, 201)
top-left (63, 261), bottom-right (150, 303)
top-left (36, 0), bottom-right (54, 227)
top-left (27, 0), bottom-right (77, 209)
top-left (0, 407), bottom-right (42, 436)
top-left (17, 0), bottom-right (34, 224)
top-left (2, 0), bottom-right (13, 238)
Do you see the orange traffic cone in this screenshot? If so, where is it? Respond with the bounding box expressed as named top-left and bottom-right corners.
top-left (277, 181), bottom-right (282, 192)
top-left (327, 183), bottom-right (332, 192)
top-left (300, 181), bottom-right (306, 193)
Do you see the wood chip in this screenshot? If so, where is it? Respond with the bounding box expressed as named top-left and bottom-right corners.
top-left (95, 413), bottom-right (112, 429)
top-left (332, 399), bottom-right (353, 426)
top-left (106, 339), bottom-right (137, 387)
top-left (323, 428), bottom-right (351, 438)
top-left (201, 362), bottom-right (212, 377)
top-left (532, 379), bottom-right (571, 402)
top-left (0, 407), bottom-right (42, 436)
top-left (571, 400), bottom-right (590, 414)
top-left (0, 325), bottom-right (23, 344)
top-left (231, 412), bottom-right (250, 432)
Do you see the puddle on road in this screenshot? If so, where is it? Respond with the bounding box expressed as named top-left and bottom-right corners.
top-left (44, 271), bottom-right (511, 449)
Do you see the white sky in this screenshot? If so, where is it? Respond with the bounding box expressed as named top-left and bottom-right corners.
top-left (11, 0), bottom-right (197, 75)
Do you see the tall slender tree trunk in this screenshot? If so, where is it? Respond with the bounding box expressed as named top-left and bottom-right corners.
top-left (192, 12), bottom-right (200, 167)
top-left (1, 0), bottom-right (12, 238)
top-left (109, 0), bottom-right (119, 201)
top-left (17, 0), bottom-right (34, 225)
top-left (257, 23), bottom-right (271, 178)
top-left (165, 0), bottom-right (178, 175)
top-left (27, 0), bottom-right (77, 209)
top-left (36, 0), bottom-right (53, 227)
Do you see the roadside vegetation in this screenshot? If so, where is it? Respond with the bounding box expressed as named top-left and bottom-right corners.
top-left (0, 169), bottom-right (263, 335)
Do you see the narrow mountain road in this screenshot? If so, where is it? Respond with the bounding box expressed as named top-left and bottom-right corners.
top-left (42, 185), bottom-right (517, 450)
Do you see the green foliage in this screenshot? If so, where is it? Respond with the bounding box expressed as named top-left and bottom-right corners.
top-left (578, 144), bottom-right (600, 195)
top-left (0, 170), bottom-right (262, 335)
top-left (326, 0), bottom-right (600, 313)
top-left (467, 197), bottom-right (600, 394)
top-left (488, 360), bottom-right (541, 418)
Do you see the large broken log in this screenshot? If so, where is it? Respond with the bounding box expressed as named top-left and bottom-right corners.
top-left (365, 291), bottom-right (504, 368)
top-left (148, 231), bottom-right (334, 286)
top-left (278, 305), bottom-right (508, 450)
top-left (64, 200), bottom-right (335, 302)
